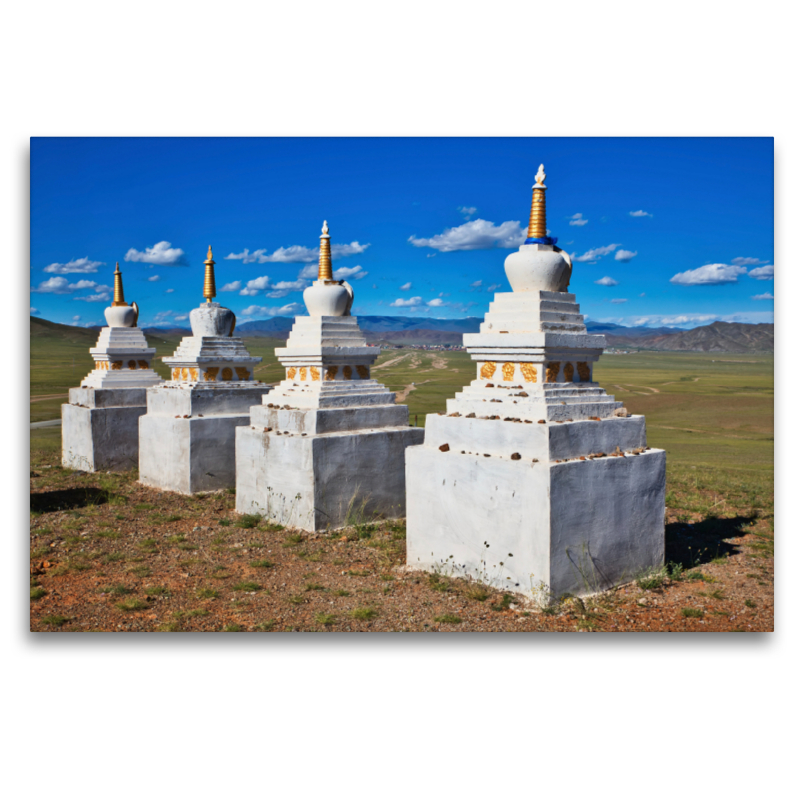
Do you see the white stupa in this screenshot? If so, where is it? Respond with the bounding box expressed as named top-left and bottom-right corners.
top-left (137, 246), bottom-right (268, 494)
top-left (235, 221), bottom-right (424, 531)
top-left (405, 166), bottom-right (666, 601)
top-left (61, 263), bottom-right (163, 472)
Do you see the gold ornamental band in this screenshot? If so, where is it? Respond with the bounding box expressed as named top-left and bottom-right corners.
top-left (318, 238), bottom-right (333, 281)
top-left (203, 245), bottom-right (217, 302)
top-left (527, 188), bottom-right (547, 239)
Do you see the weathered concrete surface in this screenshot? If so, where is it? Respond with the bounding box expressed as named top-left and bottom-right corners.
top-left (139, 413), bottom-right (254, 494)
top-left (236, 418), bottom-right (424, 530)
top-left (406, 442), bottom-right (665, 600)
top-left (62, 402), bottom-right (146, 472)
top-left (138, 384), bottom-right (269, 495)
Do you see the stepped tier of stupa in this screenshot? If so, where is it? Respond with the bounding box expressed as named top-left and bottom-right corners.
top-left (236, 221), bottom-right (424, 531)
top-left (405, 166), bottom-right (666, 601)
top-left (61, 264), bottom-right (163, 472)
top-left (138, 247), bottom-right (268, 494)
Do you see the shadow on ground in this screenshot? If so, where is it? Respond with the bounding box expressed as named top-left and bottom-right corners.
top-left (665, 514), bottom-right (756, 568)
top-left (31, 487), bottom-right (113, 514)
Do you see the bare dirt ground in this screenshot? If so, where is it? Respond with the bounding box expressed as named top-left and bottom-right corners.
top-left (29, 467), bottom-right (774, 633)
top-left (395, 379), bottom-right (431, 403)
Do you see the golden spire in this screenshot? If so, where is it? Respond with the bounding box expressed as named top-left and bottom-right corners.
top-left (203, 245), bottom-right (217, 303)
top-left (112, 262), bottom-right (128, 307)
top-left (318, 220), bottom-right (333, 281)
top-left (526, 163), bottom-right (548, 240)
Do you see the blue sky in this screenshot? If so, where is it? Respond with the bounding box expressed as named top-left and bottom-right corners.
top-left (30, 137), bottom-right (774, 329)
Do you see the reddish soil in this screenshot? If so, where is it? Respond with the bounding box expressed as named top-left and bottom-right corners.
top-left (29, 468), bottom-right (774, 633)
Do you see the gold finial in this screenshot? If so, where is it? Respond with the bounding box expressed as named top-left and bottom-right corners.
top-left (112, 262), bottom-right (128, 307)
top-left (203, 245), bottom-right (217, 303)
top-left (318, 220), bottom-right (333, 281)
top-left (527, 163), bottom-right (548, 240)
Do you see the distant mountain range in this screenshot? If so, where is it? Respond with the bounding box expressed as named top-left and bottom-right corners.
top-left (32, 315), bottom-right (774, 354)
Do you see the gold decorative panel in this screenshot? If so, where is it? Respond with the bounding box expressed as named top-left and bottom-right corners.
top-left (137, 360), bottom-right (148, 369)
top-left (222, 367), bottom-right (233, 381)
top-left (545, 362), bottom-right (561, 383)
top-left (343, 365), bottom-right (353, 380)
top-left (299, 367), bottom-right (307, 381)
top-left (577, 362), bottom-right (591, 382)
top-left (190, 368), bottom-right (199, 381)
top-left (181, 368), bottom-right (189, 381)
top-left (501, 362), bottom-right (515, 381)
top-left (325, 366), bottom-right (338, 381)
top-left (310, 366), bottom-right (320, 381)
top-left (111, 361), bottom-right (122, 370)
top-left (563, 363), bottom-right (574, 382)
top-left (520, 363), bottom-right (537, 383)
top-left (356, 365), bottom-right (369, 379)
top-left (480, 361), bottom-right (496, 380)
top-left (287, 367), bottom-right (297, 380)
top-left (128, 360), bottom-right (136, 370)
top-left (235, 367), bottom-right (250, 380)
top-left (204, 367), bottom-right (219, 382)
top-left (171, 368), bottom-right (179, 380)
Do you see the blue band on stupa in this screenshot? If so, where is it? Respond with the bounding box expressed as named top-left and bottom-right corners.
top-left (524, 236), bottom-right (557, 245)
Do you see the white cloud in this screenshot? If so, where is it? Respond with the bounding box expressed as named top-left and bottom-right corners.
top-left (43, 257), bottom-right (103, 274)
top-left (240, 303), bottom-right (304, 317)
top-left (615, 249), bottom-right (638, 262)
top-left (124, 241), bottom-right (186, 266)
top-left (174, 314), bottom-right (189, 322)
top-left (333, 266), bottom-right (368, 281)
top-left (151, 310), bottom-right (177, 325)
top-left (458, 206), bottom-right (477, 219)
top-left (31, 277), bottom-right (105, 294)
top-left (220, 280), bottom-right (242, 292)
top-left (226, 242), bottom-right (370, 264)
top-left (74, 290), bottom-right (112, 303)
top-left (165, 288), bottom-right (174, 293)
top-left (148, 275), bottom-right (161, 282)
top-left (569, 213), bottom-right (588, 227)
top-left (470, 280), bottom-right (482, 288)
top-left (732, 256), bottom-right (766, 266)
top-left (72, 315), bottom-right (81, 322)
top-left (486, 283), bottom-right (502, 292)
top-left (670, 263), bottom-right (747, 285)
top-left (751, 292), bottom-right (774, 301)
top-left (595, 276), bottom-right (619, 286)
top-left (610, 298), bottom-right (628, 304)
top-left (400, 282), bottom-right (412, 290)
top-left (30, 307), bottom-right (39, 315)
top-left (626, 311), bottom-right (773, 328)
top-left (639, 293), bottom-right (646, 297)
top-left (427, 298), bottom-right (446, 307)
top-left (390, 296), bottom-right (423, 308)
top-left (409, 219), bottom-right (526, 251)
top-left (629, 210), bottom-right (653, 218)
top-left (748, 264), bottom-right (774, 280)
top-left (426, 253), bottom-right (437, 258)
top-left (266, 278), bottom-right (309, 299)
top-left (572, 244), bottom-right (620, 263)
top-left (299, 264), bottom-right (319, 279)
top-left (240, 275), bottom-right (271, 296)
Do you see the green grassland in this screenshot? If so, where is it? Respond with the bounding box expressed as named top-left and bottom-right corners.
top-left (30, 326), bottom-right (773, 520)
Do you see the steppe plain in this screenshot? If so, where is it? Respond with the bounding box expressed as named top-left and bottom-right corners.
top-left (29, 320), bottom-right (774, 632)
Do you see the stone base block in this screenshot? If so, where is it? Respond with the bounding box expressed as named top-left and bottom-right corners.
top-left (62, 404), bottom-right (145, 472)
top-left (406, 444), bottom-right (666, 600)
top-left (236, 422), bottom-right (425, 531)
top-left (139, 414), bottom-right (252, 494)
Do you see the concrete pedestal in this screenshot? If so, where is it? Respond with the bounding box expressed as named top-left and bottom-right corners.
top-left (235, 314), bottom-right (423, 530)
top-left (138, 383), bottom-right (268, 494)
top-left (236, 404), bottom-right (424, 530)
top-left (406, 413), bottom-right (665, 600)
top-left (61, 387), bottom-right (150, 472)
